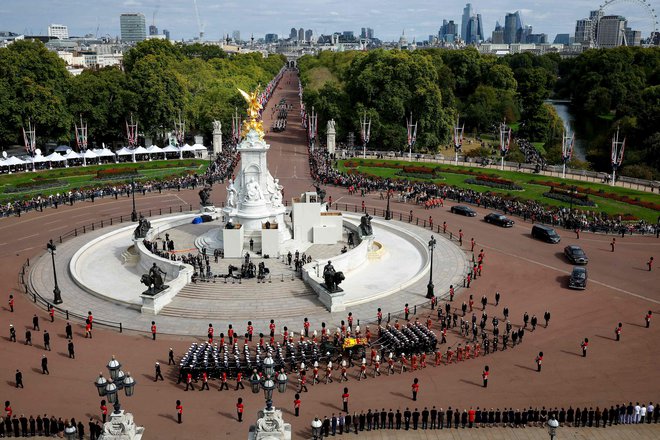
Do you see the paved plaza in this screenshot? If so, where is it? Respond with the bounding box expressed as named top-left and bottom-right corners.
top-left (0, 69), bottom-right (658, 440)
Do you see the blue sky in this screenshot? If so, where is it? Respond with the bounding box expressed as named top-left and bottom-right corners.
top-left (0, 0), bottom-right (655, 41)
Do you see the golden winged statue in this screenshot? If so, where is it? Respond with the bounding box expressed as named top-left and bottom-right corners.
top-left (238, 88), bottom-right (265, 139)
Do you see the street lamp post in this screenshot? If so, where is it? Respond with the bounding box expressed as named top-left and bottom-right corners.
top-left (130, 177), bottom-right (138, 222)
top-left (46, 239), bottom-right (63, 304)
top-left (547, 415), bottom-right (559, 440)
top-left (250, 355), bottom-right (288, 412)
top-left (384, 182), bottom-right (392, 220)
top-left (426, 236), bottom-right (437, 299)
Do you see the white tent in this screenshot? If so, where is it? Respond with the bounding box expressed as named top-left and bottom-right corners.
top-left (192, 143), bottom-right (207, 151)
top-left (0, 156), bottom-right (26, 173)
top-left (92, 148), bottom-right (116, 158)
top-left (81, 149), bottom-right (98, 166)
top-left (179, 144), bottom-right (196, 152)
top-left (133, 146), bottom-right (149, 155)
top-left (62, 150), bottom-right (81, 159)
top-left (44, 152), bottom-right (66, 162)
top-left (1, 156), bottom-right (26, 166)
top-left (146, 145), bottom-right (164, 161)
top-left (116, 147), bottom-right (134, 156)
top-left (161, 145), bottom-right (179, 160)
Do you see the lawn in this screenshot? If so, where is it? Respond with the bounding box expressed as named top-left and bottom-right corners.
top-left (0, 159), bottom-right (208, 203)
top-left (337, 159), bottom-right (660, 223)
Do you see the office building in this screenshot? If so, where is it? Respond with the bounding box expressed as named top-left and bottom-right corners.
top-left (48, 24), bottom-right (68, 40)
top-left (492, 22), bottom-right (504, 44)
top-left (298, 28), bottom-right (304, 42)
top-left (120, 13), bottom-right (146, 42)
top-left (625, 27), bottom-right (641, 46)
top-left (465, 15), bottom-right (483, 44)
top-left (574, 19), bottom-right (593, 44)
top-left (360, 27), bottom-right (374, 39)
top-left (163, 29), bottom-right (170, 40)
top-left (440, 19), bottom-right (458, 42)
top-left (232, 30), bottom-right (241, 42)
top-left (305, 29), bottom-right (313, 42)
top-left (289, 28), bottom-right (297, 39)
top-left (265, 33), bottom-right (278, 44)
top-left (149, 25), bottom-right (158, 36)
top-left (597, 15), bottom-right (626, 48)
top-left (342, 31), bottom-right (354, 40)
top-left (553, 33), bottom-right (570, 45)
top-left (461, 3), bottom-right (472, 40)
top-left (504, 12), bottom-right (521, 44)
top-left (366, 28), bottom-right (374, 39)
top-left (518, 25), bottom-right (533, 44)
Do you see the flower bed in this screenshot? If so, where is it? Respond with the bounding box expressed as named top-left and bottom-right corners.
top-left (543, 187), bottom-right (595, 206)
top-left (96, 168), bottom-right (139, 179)
top-left (465, 175), bottom-right (523, 191)
top-left (5, 179), bottom-right (66, 193)
top-left (530, 179), bottom-right (660, 212)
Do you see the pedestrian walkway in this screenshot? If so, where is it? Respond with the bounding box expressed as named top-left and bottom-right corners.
top-left (319, 423), bottom-right (660, 439)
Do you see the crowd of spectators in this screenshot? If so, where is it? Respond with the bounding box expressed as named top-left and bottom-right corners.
top-left (1, 410), bottom-right (100, 438)
top-left (312, 402), bottom-right (659, 437)
top-left (308, 148), bottom-right (659, 235)
top-left (0, 150), bottom-right (239, 218)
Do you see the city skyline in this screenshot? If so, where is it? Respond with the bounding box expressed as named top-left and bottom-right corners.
top-left (0, 0), bottom-right (655, 42)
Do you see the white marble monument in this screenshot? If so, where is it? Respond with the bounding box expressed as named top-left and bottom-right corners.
top-left (248, 407), bottom-right (291, 440)
top-left (222, 128), bottom-right (290, 249)
top-left (212, 120), bottom-right (222, 154)
top-left (327, 119), bottom-right (336, 155)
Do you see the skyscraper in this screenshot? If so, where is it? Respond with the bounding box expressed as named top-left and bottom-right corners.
top-left (232, 30), bottom-right (241, 42)
top-left (504, 12), bottom-right (521, 44)
top-left (574, 19), bottom-right (593, 44)
top-left (289, 28), bottom-right (297, 39)
top-left (163, 29), bottom-right (170, 40)
top-left (149, 25), bottom-right (158, 36)
top-left (461, 3), bottom-right (472, 40)
top-left (465, 15), bottom-right (483, 43)
top-left (298, 28), bottom-right (304, 42)
top-left (120, 13), bottom-right (146, 42)
top-left (48, 24), bottom-right (68, 39)
top-left (366, 28), bottom-right (374, 39)
top-left (305, 29), bottom-right (313, 42)
top-left (360, 27), bottom-right (367, 38)
top-left (265, 33), bottom-right (278, 44)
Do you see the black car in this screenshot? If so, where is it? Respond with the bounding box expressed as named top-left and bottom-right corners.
top-left (484, 213), bottom-right (514, 227)
top-left (564, 245), bottom-right (589, 264)
top-left (450, 205), bottom-right (477, 217)
top-left (568, 266), bottom-right (588, 290)
top-left (531, 224), bottom-right (561, 244)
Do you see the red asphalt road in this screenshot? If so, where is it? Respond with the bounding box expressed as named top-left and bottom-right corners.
top-left (0, 70), bottom-right (659, 439)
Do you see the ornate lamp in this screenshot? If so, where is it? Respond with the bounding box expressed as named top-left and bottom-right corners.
top-left (114, 370), bottom-right (126, 389)
top-left (263, 354), bottom-right (275, 377)
top-left (262, 375), bottom-right (275, 411)
top-left (104, 380), bottom-right (118, 405)
top-left (276, 370), bottom-right (288, 394)
top-left (250, 369), bottom-right (261, 394)
top-left (95, 373), bottom-right (107, 397)
top-left (123, 373), bottom-right (135, 397)
top-left (547, 415), bottom-right (559, 439)
top-left (107, 356), bottom-right (121, 380)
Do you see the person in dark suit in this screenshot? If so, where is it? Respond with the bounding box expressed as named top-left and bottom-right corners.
top-left (41, 355), bottom-right (49, 374)
top-left (412, 409), bottom-right (420, 430)
top-left (387, 409), bottom-right (394, 429)
top-left (404, 408), bottom-right (411, 430)
top-left (395, 409), bottom-right (402, 429)
top-left (15, 370), bottom-right (23, 388)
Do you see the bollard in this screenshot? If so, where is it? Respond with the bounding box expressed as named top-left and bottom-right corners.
top-left (110, 218), bottom-right (113, 226)
top-left (463, 278), bottom-right (466, 287)
top-left (450, 232), bottom-right (453, 240)
top-left (91, 223), bottom-right (95, 231)
top-left (414, 305), bottom-right (417, 315)
top-left (66, 310), bottom-right (69, 320)
top-left (120, 216), bottom-right (123, 223)
top-left (416, 218), bottom-right (419, 225)
top-left (357, 319), bottom-right (360, 326)
top-left (423, 220), bottom-right (426, 227)
top-left (27, 258), bottom-right (30, 266)
top-left (83, 226), bottom-right (86, 233)
top-left (399, 213), bottom-right (402, 221)
top-left (33, 293), bottom-right (36, 303)
top-left (179, 206), bottom-right (183, 212)
top-left (160, 208), bottom-right (162, 215)
top-left (119, 323), bottom-right (123, 333)
top-left (149, 209), bottom-right (152, 217)
top-left (170, 206), bottom-right (172, 214)
top-left (101, 220), bottom-right (104, 228)
top-left (189, 204), bottom-right (192, 211)
top-left (387, 312), bottom-right (391, 323)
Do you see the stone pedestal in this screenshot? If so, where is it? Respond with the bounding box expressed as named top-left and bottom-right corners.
top-left (223, 225), bottom-right (244, 258)
top-left (261, 227), bottom-right (280, 258)
top-left (248, 407), bottom-right (291, 440)
top-left (98, 410), bottom-right (144, 440)
top-left (327, 119), bottom-right (336, 155)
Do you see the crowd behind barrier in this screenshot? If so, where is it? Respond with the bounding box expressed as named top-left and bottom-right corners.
top-left (308, 148), bottom-right (660, 236)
